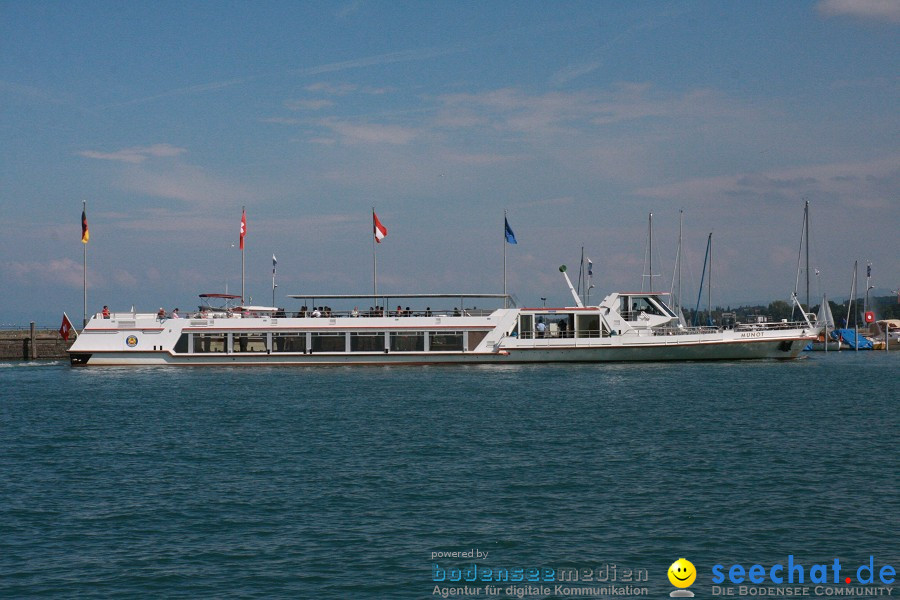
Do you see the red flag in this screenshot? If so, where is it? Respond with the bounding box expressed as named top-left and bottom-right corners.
top-left (239, 209), bottom-right (247, 250)
top-left (373, 211), bottom-right (387, 243)
top-left (81, 208), bottom-right (90, 244)
top-left (59, 313), bottom-right (74, 341)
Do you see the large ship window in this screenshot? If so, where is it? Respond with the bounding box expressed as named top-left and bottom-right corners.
top-left (233, 333), bottom-right (267, 352)
top-left (351, 332), bottom-right (384, 352)
top-left (575, 315), bottom-right (604, 338)
top-left (430, 331), bottom-right (464, 351)
top-left (519, 315), bottom-right (534, 339)
top-left (391, 332), bottom-right (424, 352)
top-left (649, 297), bottom-right (677, 318)
top-left (273, 333), bottom-right (306, 353)
top-left (194, 334), bottom-right (226, 353)
top-left (527, 313), bottom-right (574, 338)
top-left (622, 296), bottom-right (662, 320)
top-left (173, 333), bottom-right (189, 353)
top-left (311, 332), bottom-right (346, 352)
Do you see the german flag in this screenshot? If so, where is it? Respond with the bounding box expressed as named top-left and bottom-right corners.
top-left (81, 207), bottom-right (90, 244)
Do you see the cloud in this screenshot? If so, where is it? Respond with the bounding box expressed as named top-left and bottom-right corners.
top-left (434, 85), bottom-right (742, 138)
top-left (75, 144), bottom-right (252, 209)
top-left (303, 82), bottom-right (392, 96)
top-left (118, 164), bottom-right (252, 207)
top-left (550, 60), bottom-right (604, 87)
top-left (101, 44), bottom-right (448, 108)
top-left (100, 78), bottom-right (247, 108)
top-left (78, 144), bottom-right (187, 164)
top-left (113, 269), bottom-right (139, 287)
top-left (319, 119), bottom-right (419, 145)
top-left (440, 152), bottom-right (520, 165)
top-left (335, 0), bottom-right (363, 18)
top-left (634, 156), bottom-right (900, 208)
top-left (4, 258), bottom-right (91, 288)
top-left (305, 82), bottom-right (358, 95)
top-left (261, 117), bottom-right (305, 125)
top-left (831, 76), bottom-right (898, 90)
top-left (817, 0), bottom-right (900, 22)
top-left (294, 46), bottom-right (463, 78)
top-left (284, 99), bottom-right (334, 110)
top-left (269, 84), bottom-right (765, 193)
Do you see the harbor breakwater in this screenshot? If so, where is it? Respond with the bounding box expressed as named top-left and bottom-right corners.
top-left (0, 328), bottom-right (71, 360)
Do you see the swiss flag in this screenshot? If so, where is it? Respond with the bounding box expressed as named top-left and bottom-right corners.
top-left (59, 313), bottom-right (75, 341)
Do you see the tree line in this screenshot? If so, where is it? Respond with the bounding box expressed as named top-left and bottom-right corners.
top-left (683, 295), bottom-right (899, 327)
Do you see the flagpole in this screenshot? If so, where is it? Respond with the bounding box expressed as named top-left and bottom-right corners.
top-left (241, 205), bottom-right (245, 304)
top-left (372, 207), bottom-right (377, 309)
top-left (83, 200), bottom-right (87, 327)
top-left (272, 255), bottom-right (276, 307)
top-left (503, 210), bottom-right (508, 309)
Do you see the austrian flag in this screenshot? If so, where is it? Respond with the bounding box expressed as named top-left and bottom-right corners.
top-left (240, 209), bottom-right (247, 250)
top-left (373, 211), bottom-right (387, 243)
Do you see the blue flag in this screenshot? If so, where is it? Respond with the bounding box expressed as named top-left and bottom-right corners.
top-left (504, 217), bottom-right (517, 244)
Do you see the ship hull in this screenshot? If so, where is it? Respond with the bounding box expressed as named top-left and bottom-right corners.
top-left (70, 335), bottom-right (810, 366)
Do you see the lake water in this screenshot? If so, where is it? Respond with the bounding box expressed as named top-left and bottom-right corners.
top-left (1, 353), bottom-right (897, 598)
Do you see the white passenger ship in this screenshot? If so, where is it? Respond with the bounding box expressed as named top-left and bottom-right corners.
top-left (68, 287), bottom-right (818, 366)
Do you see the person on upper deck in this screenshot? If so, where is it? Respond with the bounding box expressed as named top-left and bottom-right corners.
top-left (171, 308), bottom-right (180, 319)
top-left (102, 306), bottom-right (110, 319)
top-left (157, 308), bottom-right (166, 320)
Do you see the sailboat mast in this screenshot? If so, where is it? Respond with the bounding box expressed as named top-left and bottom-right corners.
top-left (648, 213), bottom-right (653, 293)
top-left (805, 201), bottom-right (810, 311)
top-left (853, 260), bottom-right (859, 353)
top-left (677, 210), bottom-right (683, 317)
top-left (577, 245), bottom-right (584, 301)
top-left (693, 232), bottom-right (712, 327)
top-left (708, 233), bottom-right (713, 326)
top-left (670, 209), bottom-right (684, 316)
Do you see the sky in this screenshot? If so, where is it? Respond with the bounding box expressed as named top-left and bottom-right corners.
top-left (1, 0), bottom-right (898, 325)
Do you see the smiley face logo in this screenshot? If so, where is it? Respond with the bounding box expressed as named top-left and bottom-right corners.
top-left (668, 558), bottom-right (696, 588)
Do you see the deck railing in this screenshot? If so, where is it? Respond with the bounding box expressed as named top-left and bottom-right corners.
top-left (518, 329), bottom-right (605, 340)
top-left (98, 307), bottom-right (499, 321)
top-left (733, 320), bottom-right (811, 331)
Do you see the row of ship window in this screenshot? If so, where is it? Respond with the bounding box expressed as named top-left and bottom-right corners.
top-left (173, 331), bottom-right (490, 354)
